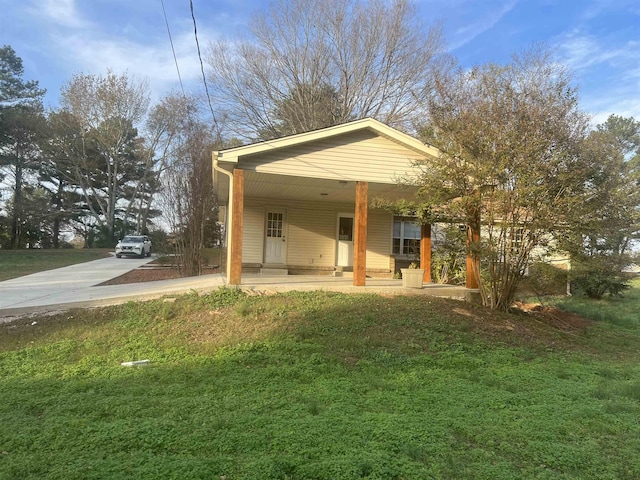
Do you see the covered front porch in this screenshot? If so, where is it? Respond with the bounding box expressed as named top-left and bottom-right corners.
top-left (212, 118), bottom-right (480, 291)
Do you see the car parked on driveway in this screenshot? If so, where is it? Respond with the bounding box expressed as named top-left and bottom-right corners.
top-left (115, 235), bottom-right (152, 258)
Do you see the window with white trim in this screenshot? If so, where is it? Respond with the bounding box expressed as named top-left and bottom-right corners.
top-left (392, 217), bottom-right (421, 256)
top-left (512, 227), bottom-right (525, 249)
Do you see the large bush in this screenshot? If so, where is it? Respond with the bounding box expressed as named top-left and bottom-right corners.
top-left (570, 258), bottom-right (632, 299)
top-left (517, 263), bottom-right (569, 298)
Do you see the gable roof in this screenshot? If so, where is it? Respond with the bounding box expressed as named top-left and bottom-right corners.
top-left (214, 117), bottom-right (440, 164)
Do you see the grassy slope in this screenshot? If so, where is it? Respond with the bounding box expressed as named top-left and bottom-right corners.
top-left (555, 278), bottom-right (640, 329)
top-left (0, 249), bottom-right (111, 282)
top-left (1, 289), bottom-right (639, 479)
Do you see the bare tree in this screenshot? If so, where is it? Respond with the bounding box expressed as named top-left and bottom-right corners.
top-left (206, 0), bottom-right (447, 139)
top-left (156, 95), bottom-right (218, 277)
top-left (416, 47), bottom-right (591, 310)
top-left (262, 82), bottom-right (346, 139)
top-left (130, 93), bottom-right (196, 236)
top-left (60, 70), bottom-right (151, 243)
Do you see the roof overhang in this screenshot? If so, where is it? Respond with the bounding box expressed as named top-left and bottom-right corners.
top-left (214, 117), bottom-right (440, 164)
top-left (244, 170), bottom-right (418, 203)
top-left (213, 118), bottom-right (436, 205)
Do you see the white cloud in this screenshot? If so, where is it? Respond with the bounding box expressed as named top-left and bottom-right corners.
top-left (580, 0), bottom-right (640, 20)
top-left (60, 21), bottom-right (229, 99)
top-left (556, 29), bottom-right (640, 121)
top-left (18, 0), bottom-right (227, 102)
top-left (585, 90), bottom-right (640, 125)
top-left (448, 0), bottom-right (518, 50)
top-left (28, 0), bottom-right (89, 29)
top-left (59, 32), bottom-right (198, 82)
top-left (559, 30), bottom-right (639, 71)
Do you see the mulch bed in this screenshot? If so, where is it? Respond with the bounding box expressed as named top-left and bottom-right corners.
top-left (513, 301), bottom-right (594, 333)
top-left (98, 266), bottom-right (219, 286)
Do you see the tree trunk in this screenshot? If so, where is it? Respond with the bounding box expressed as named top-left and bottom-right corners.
top-left (10, 162), bottom-right (23, 249)
top-left (52, 218), bottom-right (60, 249)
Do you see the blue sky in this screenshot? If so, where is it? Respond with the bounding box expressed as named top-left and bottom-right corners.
top-left (1, 0), bottom-right (638, 125)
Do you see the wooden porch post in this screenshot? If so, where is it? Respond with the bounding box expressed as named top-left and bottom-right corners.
top-left (420, 224), bottom-right (432, 283)
top-left (353, 181), bottom-right (368, 286)
top-left (465, 215), bottom-right (480, 289)
top-left (229, 169), bottom-right (244, 285)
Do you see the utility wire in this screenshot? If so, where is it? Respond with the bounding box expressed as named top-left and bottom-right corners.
top-left (190, 0), bottom-right (220, 137)
top-left (160, 0), bottom-right (185, 97)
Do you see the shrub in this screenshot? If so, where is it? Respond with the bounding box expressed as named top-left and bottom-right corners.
top-left (518, 262), bottom-right (568, 298)
top-left (571, 266), bottom-right (632, 299)
top-left (431, 225), bottom-right (466, 285)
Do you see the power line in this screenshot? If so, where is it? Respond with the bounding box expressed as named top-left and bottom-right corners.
top-left (160, 0), bottom-right (185, 97)
top-left (190, 0), bottom-right (219, 135)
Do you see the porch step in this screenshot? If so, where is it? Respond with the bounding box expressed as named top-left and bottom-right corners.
top-left (334, 266), bottom-right (353, 272)
top-left (260, 268), bottom-right (289, 276)
top-left (332, 271), bottom-right (353, 278)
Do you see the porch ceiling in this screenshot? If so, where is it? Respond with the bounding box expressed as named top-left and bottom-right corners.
top-left (244, 171), bottom-right (419, 203)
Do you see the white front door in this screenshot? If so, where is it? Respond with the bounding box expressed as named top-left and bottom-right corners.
top-left (336, 214), bottom-right (354, 267)
top-left (264, 210), bottom-right (286, 264)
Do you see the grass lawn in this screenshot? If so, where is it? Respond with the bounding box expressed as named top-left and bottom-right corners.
top-left (553, 278), bottom-right (640, 330)
top-left (0, 249), bottom-right (111, 282)
top-left (1, 289), bottom-right (640, 479)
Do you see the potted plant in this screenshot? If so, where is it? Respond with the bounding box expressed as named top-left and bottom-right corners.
top-left (401, 262), bottom-right (425, 288)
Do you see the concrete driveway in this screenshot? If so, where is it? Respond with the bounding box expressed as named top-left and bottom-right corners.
top-left (0, 255), bottom-right (225, 319)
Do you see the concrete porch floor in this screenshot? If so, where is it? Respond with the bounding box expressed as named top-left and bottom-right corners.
top-left (233, 274), bottom-right (477, 300)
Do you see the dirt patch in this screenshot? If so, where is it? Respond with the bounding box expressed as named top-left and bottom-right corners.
top-left (513, 301), bottom-right (594, 333)
top-left (98, 266), bottom-right (219, 286)
top-left (438, 300), bottom-right (596, 352)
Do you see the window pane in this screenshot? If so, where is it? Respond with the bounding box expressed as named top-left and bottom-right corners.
top-left (339, 217), bottom-right (353, 241)
top-left (404, 222), bottom-right (421, 239)
top-left (267, 212), bottom-right (284, 237)
top-left (393, 220), bottom-right (401, 238)
top-left (392, 238), bottom-right (400, 254)
top-left (404, 239), bottom-right (420, 256)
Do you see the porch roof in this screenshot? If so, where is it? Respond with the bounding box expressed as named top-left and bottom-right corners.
top-left (240, 170), bottom-right (419, 203)
top-left (213, 118), bottom-right (438, 204)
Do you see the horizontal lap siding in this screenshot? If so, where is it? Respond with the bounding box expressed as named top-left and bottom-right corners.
top-left (241, 131), bottom-right (422, 183)
top-left (244, 198), bottom-right (348, 266)
top-left (287, 204), bottom-right (337, 267)
top-left (243, 198), bottom-right (393, 268)
top-left (243, 202), bottom-right (264, 263)
top-left (367, 210), bottom-right (392, 270)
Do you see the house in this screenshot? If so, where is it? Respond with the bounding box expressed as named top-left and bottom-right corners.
top-left (212, 118), bottom-right (480, 288)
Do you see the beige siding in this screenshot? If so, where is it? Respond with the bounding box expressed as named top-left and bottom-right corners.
top-left (242, 197), bottom-right (392, 270)
top-left (367, 210), bottom-right (393, 270)
top-left (287, 204), bottom-right (337, 267)
top-left (241, 130), bottom-right (423, 184)
top-left (242, 202), bottom-right (264, 263)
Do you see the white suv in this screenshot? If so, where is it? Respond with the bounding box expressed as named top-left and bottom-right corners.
top-left (115, 235), bottom-right (152, 258)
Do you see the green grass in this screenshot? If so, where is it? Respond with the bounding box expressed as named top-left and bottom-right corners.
top-left (554, 278), bottom-right (640, 329)
top-left (2, 289), bottom-right (640, 479)
top-left (0, 249), bottom-right (111, 281)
